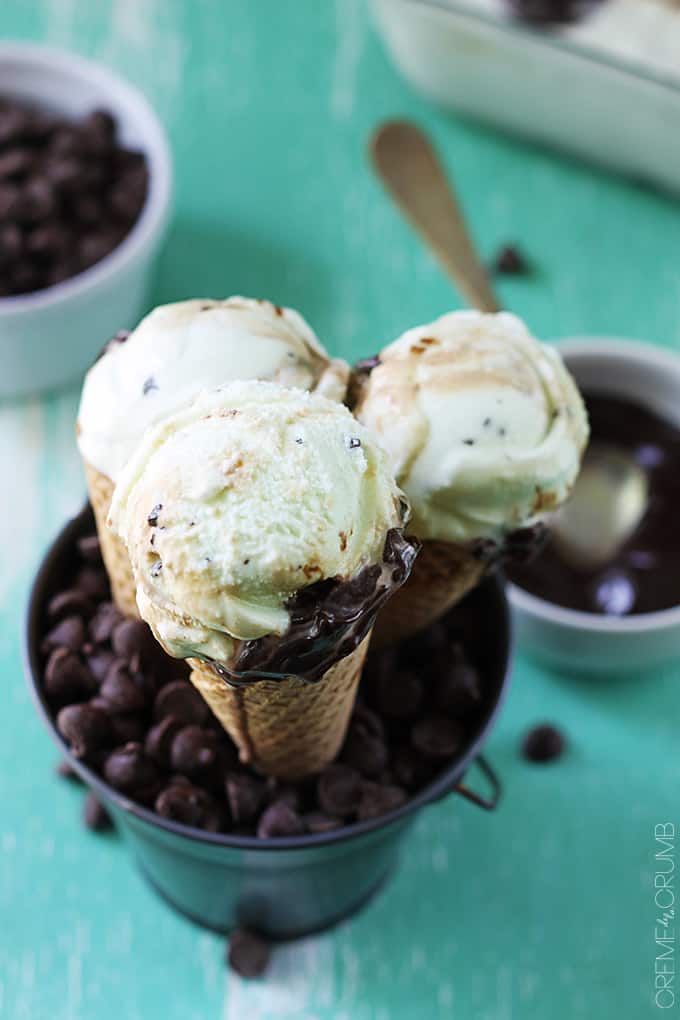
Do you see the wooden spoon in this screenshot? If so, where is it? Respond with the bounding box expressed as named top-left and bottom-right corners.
top-left (370, 119), bottom-right (500, 314)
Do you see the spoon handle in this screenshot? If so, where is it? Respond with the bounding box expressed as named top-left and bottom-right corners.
top-left (370, 120), bottom-right (500, 314)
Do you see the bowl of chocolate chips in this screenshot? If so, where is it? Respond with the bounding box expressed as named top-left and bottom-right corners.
top-left (25, 505), bottom-right (512, 939)
top-left (0, 44), bottom-right (171, 398)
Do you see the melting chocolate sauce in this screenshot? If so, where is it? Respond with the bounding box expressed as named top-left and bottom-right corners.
top-left (211, 529), bottom-right (420, 686)
top-left (509, 392), bottom-right (680, 615)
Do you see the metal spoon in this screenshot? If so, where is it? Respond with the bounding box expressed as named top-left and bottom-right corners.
top-left (370, 119), bottom-right (649, 571)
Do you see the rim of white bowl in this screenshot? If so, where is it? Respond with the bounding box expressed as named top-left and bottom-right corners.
top-left (507, 335), bottom-right (680, 635)
top-left (0, 43), bottom-right (172, 316)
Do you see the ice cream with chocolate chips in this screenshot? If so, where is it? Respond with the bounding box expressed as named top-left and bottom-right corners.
top-left (76, 297), bottom-right (349, 617)
top-left (352, 309), bottom-right (588, 642)
top-left (109, 380), bottom-right (417, 778)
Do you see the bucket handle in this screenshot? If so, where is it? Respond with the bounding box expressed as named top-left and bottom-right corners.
top-left (455, 755), bottom-right (501, 811)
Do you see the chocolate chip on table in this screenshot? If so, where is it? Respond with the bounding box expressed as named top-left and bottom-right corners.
top-left (226, 773), bottom-right (266, 825)
top-left (411, 717), bottom-right (464, 759)
top-left (257, 801), bottom-right (305, 838)
top-left (103, 742), bottom-right (161, 801)
top-left (145, 715), bottom-right (185, 768)
top-left (44, 648), bottom-right (95, 703)
top-left (492, 244), bottom-right (529, 275)
top-left (357, 781), bottom-right (407, 821)
top-left (153, 680), bottom-right (210, 725)
top-left (227, 929), bottom-right (271, 979)
top-left (83, 792), bottom-right (113, 832)
top-left (155, 783), bottom-right (224, 831)
top-left (522, 723), bottom-right (566, 763)
top-left (317, 763), bottom-right (361, 817)
top-left (57, 703), bottom-right (112, 758)
top-left (42, 614), bottom-right (86, 654)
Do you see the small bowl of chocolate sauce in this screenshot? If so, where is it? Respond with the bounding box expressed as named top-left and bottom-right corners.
top-left (507, 338), bottom-right (680, 673)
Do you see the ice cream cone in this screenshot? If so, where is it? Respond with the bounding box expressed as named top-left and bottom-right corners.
top-left (187, 634), bottom-right (371, 780)
top-left (371, 539), bottom-right (485, 647)
top-left (83, 461), bottom-right (139, 618)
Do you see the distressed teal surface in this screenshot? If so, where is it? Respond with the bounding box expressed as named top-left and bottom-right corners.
top-left (1, 2), bottom-right (680, 1018)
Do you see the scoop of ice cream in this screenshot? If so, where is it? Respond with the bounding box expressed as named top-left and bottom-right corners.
top-left (77, 297), bottom-right (349, 481)
top-left (109, 380), bottom-right (409, 664)
top-left (353, 310), bottom-right (588, 546)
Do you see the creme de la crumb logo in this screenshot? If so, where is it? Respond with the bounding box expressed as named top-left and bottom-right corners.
top-left (655, 824), bottom-right (676, 1009)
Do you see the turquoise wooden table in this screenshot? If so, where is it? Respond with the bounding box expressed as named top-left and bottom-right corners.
top-left (2, 2), bottom-right (680, 1017)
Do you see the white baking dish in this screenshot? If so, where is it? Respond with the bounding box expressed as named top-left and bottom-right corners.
top-left (374, 0), bottom-right (680, 196)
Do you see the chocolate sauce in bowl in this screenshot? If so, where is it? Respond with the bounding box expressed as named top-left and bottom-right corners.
top-left (211, 529), bottom-right (420, 686)
top-left (508, 392), bottom-right (680, 615)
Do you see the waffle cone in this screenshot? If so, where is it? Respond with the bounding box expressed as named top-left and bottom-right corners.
top-left (187, 634), bottom-right (370, 780)
top-left (371, 539), bottom-right (485, 648)
top-left (84, 460), bottom-right (139, 619)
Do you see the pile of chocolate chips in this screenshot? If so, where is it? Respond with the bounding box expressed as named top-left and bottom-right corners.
top-left (42, 529), bottom-right (486, 838)
top-left (0, 98), bottom-right (148, 296)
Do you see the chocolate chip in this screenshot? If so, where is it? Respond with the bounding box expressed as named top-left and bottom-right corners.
top-left (57, 703), bottom-right (112, 758)
top-left (147, 503), bottom-right (162, 526)
top-left (341, 719), bottom-right (388, 778)
top-left (522, 724), bottom-right (565, 763)
top-left (89, 602), bottom-right (122, 644)
top-left (373, 667), bottom-right (423, 721)
top-left (86, 649), bottom-right (116, 683)
top-left (103, 742), bottom-right (161, 800)
top-left (357, 781), bottom-right (407, 820)
top-left (492, 244), bottom-right (529, 274)
top-left (44, 648), bottom-right (95, 702)
top-left (55, 759), bottom-right (82, 782)
top-left (76, 567), bottom-right (110, 601)
top-left (76, 535), bottom-right (101, 564)
top-left (142, 376), bottom-right (158, 395)
top-left (155, 783), bottom-right (223, 831)
top-left (111, 618), bottom-right (153, 664)
top-left (42, 614), bottom-right (86, 654)
top-left (170, 726), bottom-right (219, 776)
top-left (392, 745), bottom-right (434, 791)
top-left (0, 147), bottom-right (34, 179)
top-left (227, 929), bottom-right (271, 979)
top-left (83, 792), bottom-right (113, 832)
top-left (106, 712), bottom-right (146, 745)
top-left (153, 681), bottom-right (210, 725)
top-left (145, 715), bottom-right (184, 767)
top-left (317, 764), bottom-right (361, 817)
top-left (226, 773), bottom-right (266, 825)
top-left (256, 801), bottom-right (305, 838)
top-left (303, 811), bottom-right (343, 834)
top-left (412, 717), bottom-right (464, 759)
top-left (47, 589), bottom-right (92, 622)
top-left (99, 660), bottom-right (148, 713)
top-left (264, 779), bottom-right (302, 813)
top-left (433, 663), bottom-right (482, 717)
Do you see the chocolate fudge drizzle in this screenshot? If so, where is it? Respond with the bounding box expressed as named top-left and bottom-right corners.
top-left (210, 529), bottom-right (420, 687)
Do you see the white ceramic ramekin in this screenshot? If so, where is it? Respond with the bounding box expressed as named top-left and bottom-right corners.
top-left (0, 44), bottom-right (172, 399)
top-left (508, 337), bottom-right (680, 674)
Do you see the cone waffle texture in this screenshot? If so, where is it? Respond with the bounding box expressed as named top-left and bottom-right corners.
top-left (371, 539), bottom-right (485, 647)
top-left (187, 634), bottom-right (371, 780)
top-left (84, 461), bottom-right (139, 619)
